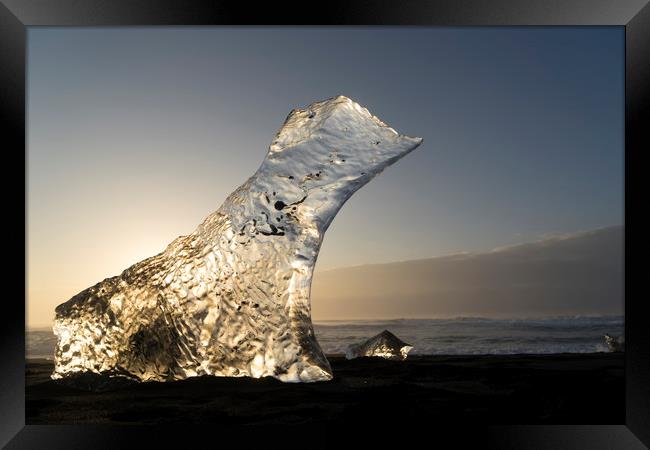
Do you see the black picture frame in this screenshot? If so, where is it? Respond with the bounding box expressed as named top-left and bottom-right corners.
top-left (2, 1), bottom-right (648, 447)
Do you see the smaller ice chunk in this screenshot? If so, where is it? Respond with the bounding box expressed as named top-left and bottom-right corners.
top-left (345, 330), bottom-right (413, 360)
top-left (604, 333), bottom-right (625, 352)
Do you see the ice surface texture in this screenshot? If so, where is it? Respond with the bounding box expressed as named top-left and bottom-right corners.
top-left (345, 330), bottom-right (413, 360)
top-left (52, 96), bottom-right (422, 383)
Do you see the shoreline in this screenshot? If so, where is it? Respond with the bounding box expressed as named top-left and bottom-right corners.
top-left (26, 353), bottom-right (624, 425)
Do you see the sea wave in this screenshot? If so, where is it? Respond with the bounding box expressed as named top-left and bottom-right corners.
top-left (27, 316), bottom-right (624, 358)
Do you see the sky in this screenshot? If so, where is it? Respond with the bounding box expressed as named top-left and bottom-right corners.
top-left (27, 27), bottom-right (624, 328)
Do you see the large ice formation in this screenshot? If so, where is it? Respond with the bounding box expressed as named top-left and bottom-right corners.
top-left (345, 330), bottom-right (413, 360)
top-left (52, 95), bottom-right (422, 383)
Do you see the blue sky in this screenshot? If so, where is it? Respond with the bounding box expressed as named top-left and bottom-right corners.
top-left (27, 27), bottom-right (623, 326)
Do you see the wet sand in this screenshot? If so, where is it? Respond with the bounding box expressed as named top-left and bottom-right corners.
top-left (26, 353), bottom-right (624, 425)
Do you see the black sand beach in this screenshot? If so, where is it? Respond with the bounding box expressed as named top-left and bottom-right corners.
top-left (26, 353), bottom-right (624, 425)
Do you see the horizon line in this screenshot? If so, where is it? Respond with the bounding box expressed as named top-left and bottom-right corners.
top-left (26, 313), bottom-right (625, 331)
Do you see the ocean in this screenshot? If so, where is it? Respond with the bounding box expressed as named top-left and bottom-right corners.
top-left (27, 315), bottom-right (624, 360)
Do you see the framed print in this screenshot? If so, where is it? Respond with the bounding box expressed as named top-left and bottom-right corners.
top-left (2, 0), bottom-right (648, 448)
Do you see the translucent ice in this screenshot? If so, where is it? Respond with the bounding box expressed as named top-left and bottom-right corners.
top-left (604, 334), bottom-right (625, 352)
top-left (52, 95), bottom-right (422, 383)
top-left (345, 330), bottom-right (413, 360)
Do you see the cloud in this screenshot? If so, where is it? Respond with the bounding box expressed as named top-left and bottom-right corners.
top-left (311, 225), bottom-right (623, 319)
